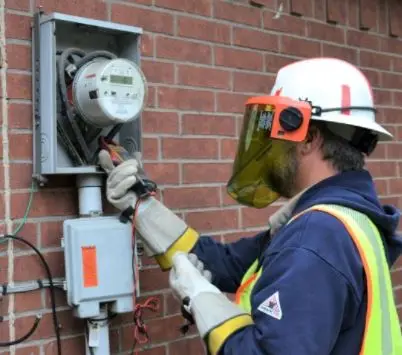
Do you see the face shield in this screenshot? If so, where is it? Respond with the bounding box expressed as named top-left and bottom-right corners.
top-left (227, 96), bottom-right (313, 208)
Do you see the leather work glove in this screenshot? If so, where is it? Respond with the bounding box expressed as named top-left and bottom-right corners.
top-left (186, 253), bottom-right (213, 283)
top-left (98, 149), bottom-right (142, 212)
top-left (169, 252), bottom-right (253, 355)
top-left (98, 149), bottom-right (200, 270)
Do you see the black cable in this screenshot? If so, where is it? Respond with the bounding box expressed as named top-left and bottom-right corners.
top-left (56, 48), bottom-right (86, 165)
top-left (75, 50), bottom-right (117, 70)
top-left (2, 234), bottom-right (62, 355)
top-left (57, 48), bottom-right (92, 163)
top-left (0, 315), bottom-right (41, 346)
top-left (88, 312), bottom-right (117, 324)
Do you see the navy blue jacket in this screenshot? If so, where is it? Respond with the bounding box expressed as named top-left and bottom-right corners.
top-left (192, 170), bottom-right (402, 354)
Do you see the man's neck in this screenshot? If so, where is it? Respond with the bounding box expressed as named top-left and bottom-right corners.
top-left (297, 161), bottom-right (338, 194)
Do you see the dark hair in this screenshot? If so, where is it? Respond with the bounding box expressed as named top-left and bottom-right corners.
top-left (310, 121), bottom-right (365, 172)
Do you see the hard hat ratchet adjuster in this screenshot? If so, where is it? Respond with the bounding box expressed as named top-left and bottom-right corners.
top-left (309, 104), bottom-right (379, 155)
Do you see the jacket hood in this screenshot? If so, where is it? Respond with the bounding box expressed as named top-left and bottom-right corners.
top-left (293, 169), bottom-right (402, 266)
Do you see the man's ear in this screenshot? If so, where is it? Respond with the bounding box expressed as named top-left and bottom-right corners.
top-left (299, 125), bottom-right (323, 156)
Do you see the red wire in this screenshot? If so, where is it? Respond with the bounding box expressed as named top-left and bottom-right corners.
top-left (133, 297), bottom-right (160, 342)
top-left (131, 193), bottom-right (158, 354)
top-left (102, 144), bottom-right (160, 353)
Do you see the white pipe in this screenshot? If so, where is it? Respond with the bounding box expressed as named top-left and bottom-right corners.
top-left (76, 174), bottom-right (111, 355)
top-left (76, 174), bottom-right (103, 217)
top-left (85, 305), bottom-right (111, 355)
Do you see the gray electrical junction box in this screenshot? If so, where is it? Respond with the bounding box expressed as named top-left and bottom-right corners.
top-left (31, 11), bottom-right (144, 184)
top-left (62, 216), bottom-right (134, 318)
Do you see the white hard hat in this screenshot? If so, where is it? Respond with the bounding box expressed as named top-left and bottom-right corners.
top-left (269, 57), bottom-right (393, 142)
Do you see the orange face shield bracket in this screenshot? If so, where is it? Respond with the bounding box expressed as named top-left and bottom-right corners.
top-left (245, 96), bottom-right (313, 143)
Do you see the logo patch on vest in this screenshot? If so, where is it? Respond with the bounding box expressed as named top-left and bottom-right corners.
top-left (257, 291), bottom-right (282, 320)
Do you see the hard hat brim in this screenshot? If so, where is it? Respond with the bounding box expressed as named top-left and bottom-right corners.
top-left (312, 114), bottom-right (393, 142)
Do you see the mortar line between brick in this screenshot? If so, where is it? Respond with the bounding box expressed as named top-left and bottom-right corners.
top-left (0, 0), bottom-right (15, 353)
top-left (3, 8), bottom-right (31, 16)
top-left (106, 0), bottom-right (111, 21)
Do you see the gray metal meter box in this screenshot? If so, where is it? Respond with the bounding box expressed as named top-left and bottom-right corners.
top-left (32, 11), bottom-right (144, 184)
top-left (63, 216), bottom-right (134, 318)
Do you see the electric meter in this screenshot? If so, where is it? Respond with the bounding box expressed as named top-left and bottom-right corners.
top-left (72, 58), bottom-right (147, 127)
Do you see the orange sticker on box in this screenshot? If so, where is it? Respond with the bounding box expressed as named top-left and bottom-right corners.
top-left (82, 246), bottom-right (98, 288)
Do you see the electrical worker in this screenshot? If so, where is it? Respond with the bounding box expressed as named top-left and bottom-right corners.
top-left (98, 57), bottom-right (402, 355)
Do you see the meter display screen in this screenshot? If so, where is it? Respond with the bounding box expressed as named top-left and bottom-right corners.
top-left (110, 75), bottom-right (133, 85)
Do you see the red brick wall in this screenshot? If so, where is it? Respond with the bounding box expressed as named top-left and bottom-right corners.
top-left (1, 0), bottom-right (402, 354)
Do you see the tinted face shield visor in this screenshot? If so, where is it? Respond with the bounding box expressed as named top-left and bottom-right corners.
top-left (227, 96), bottom-right (312, 208)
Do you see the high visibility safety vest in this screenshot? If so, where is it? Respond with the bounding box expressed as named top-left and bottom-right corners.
top-left (235, 204), bottom-right (402, 355)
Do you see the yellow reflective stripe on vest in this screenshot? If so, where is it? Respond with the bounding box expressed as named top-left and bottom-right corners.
top-left (235, 259), bottom-right (261, 313)
top-left (297, 205), bottom-right (402, 355)
top-left (234, 204), bottom-right (402, 355)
